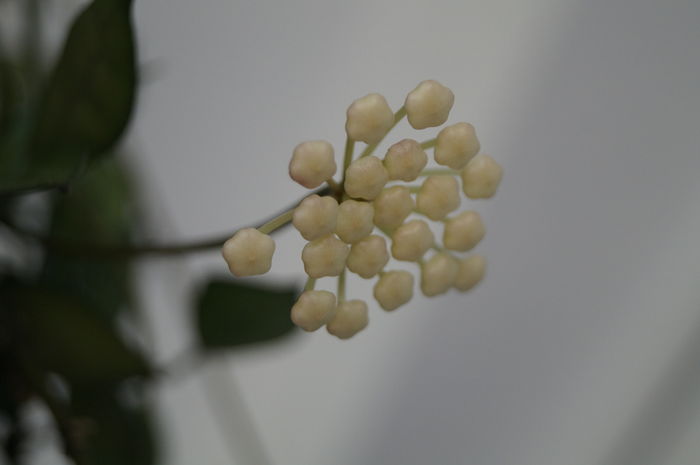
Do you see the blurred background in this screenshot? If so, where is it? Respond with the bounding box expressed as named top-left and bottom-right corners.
top-left (1, 0), bottom-right (700, 464)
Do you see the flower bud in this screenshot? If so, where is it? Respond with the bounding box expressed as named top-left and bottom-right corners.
top-left (289, 140), bottom-right (337, 189)
top-left (293, 194), bottom-right (339, 241)
top-left (373, 270), bottom-right (414, 311)
top-left (326, 299), bottom-right (369, 339)
top-left (391, 219), bottom-right (434, 262)
top-left (443, 211), bottom-right (485, 252)
top-left (346, 235), bottom-right (389, 278)
top-left (421, 252), bottom-right (458, 296)
top-left (301, 234), bottom-right (349, 278)
top-left (416, 175), bottom-right (460, 220)
top-left (221, 228), bottom-right (275, 277)
top-left (344, 156), bottom-right (388, 200)
top-left (460, 154), bottom-right (503, 199)
top-left (455, 255), bottom-right (486, 291)
top-left (291, 290), bottom-right (337, 332)
top-left (345, 93), bottom-right (394, 144)
top-left (434, 122), bottom-right (480, 169)
top-left (383, 139), bottom-right (428, 181)
top-left (335, 200), bottom-right (374, 244)
top-left (373, 186), bottom-right (414, 231)
top-left (405, 80), bottom-right (454, 130)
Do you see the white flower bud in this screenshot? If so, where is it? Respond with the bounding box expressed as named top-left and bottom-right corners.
top-left (373, 270), bottom-right (414, 311)
top-left (373, 186), bottom-right (414, 231)
top-left (383, 139), bottom-right (428, 181)
top-left (335, 199), bottom-right (374, 244)
top-left (345, 93), bottom-right (394, 144)
top-left (421, 252), bottom-right (458, 296)
top-left (346, 235), bottom-right (389, 278)
top-left (221, 228), bottom-right (275, 277)
top-left (291, 290), bottom-right (337, 332)
top-left (455, 255), bottom-right (486, 291)
top-left (434, 122), bottom-right (480, 169)
top-left (404, 80), bottom-right (454, 130)
top-left (415, 175), bottom-right (460, 220)
top-left (344, 156), bottom-right (388, 200)
top-left (293, 194), bottom-right (339, 241)
top-left (443, 211), bottom-right (485, 252)
top-left (326, 299), bottom-right (369, 339)
top-left (460, 154), bottom-right (503, 199)
top-left (289, 140), bottom-right (337, 189)
top-left (391, 219), bottom-right (434, 262)
top-left (301, 234), bottom-right (349, 278)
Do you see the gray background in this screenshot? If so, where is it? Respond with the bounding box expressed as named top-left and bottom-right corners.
top-left (6, 0), bottom-right (700, 464)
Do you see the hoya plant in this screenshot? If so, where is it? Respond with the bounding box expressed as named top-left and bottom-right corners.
top-left (0, 0), bottom-right (501, 463)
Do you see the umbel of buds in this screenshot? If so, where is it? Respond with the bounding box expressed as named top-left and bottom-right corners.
top-left (222, 79), bottom-right (502, 339)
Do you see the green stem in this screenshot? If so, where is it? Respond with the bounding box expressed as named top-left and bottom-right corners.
top-left (420, 138), bottom-right (437, 150)
top-left (358, 106), bottom-right (407, 159)
top-left (340, 137), bottom-right (355, 186)
top-left (337, 269), bottom-right (346, 303)
top-left (257, 209), bottom-right (293, 234)
top-left (303, 277), bottom-right (316, 292)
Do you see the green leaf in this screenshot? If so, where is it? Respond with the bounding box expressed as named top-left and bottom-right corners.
top-left (0, 0), bottom-right (136, 192)
top-left (40, 157), bottom-right (138, 319)
top-left (11, 286), bottom-right (150, 387)
top-left (196, 279), bottom-right (299, 349)
top-left (71, 386), bottom-right (157, 465)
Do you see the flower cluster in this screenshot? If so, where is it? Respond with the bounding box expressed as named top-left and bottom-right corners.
top-left (222, 80), bottom-right (502, 339)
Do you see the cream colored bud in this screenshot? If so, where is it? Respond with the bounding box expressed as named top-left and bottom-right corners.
top-left (435, 122), bottom-right (480, 169)
top-left (421, 252), bottom-right (458, 296)
top-left (461, 154), bottom-right (503, 199)
top-left (291, 290), bottom-right (337, 332)
top-left (455, 255), bottom-right (486, 291)
top-left (346, 235), bottom-right (389, 279)
top-left (383, 139), bottom-right (428, 181)
top-left (335, 199), bottom-right (375, 244)
top-left (289, 140), bottom-right (337, 189)
top-left (221, 228), bottom-right (275, 277)
top-left (391, 219), bottom-right (434, 262)
top-left (373, 270), bottom-right (414, 311)
top-left (405, 80), bottom-right (454, 130)
top-left (293, 195), bottom-right (339, 241)
top-left (344, 156), bottom-right (388, 200)
top-left (301, 234), bottom-right (349, 278)
top-left (416, 175), bottom-right (460, 220)
top-left (373, 186), bottom-right (414, 231)
top-left (326, 300), bottom-right (369, 339)
top-left (345, 93), bottom-right (394, 144)
top-left (443, 211), bottom-right (485, 252)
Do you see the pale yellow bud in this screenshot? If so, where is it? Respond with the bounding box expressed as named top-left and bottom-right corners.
top-left (383, 139), bottom-right (428, 181)
top-left (373, 186), bottom-right (414, 231)
top-left (221, 228), bottom-right (275, 277)
top-left (327, 300), bottom-right (369, 339)
top-left (373, 270), bottom-right (414, 311)
top-left (443, 211), bottom-right (485, 252)
top-left (301, 234), bottom-right (349, 278)
top-left (344, 156), bottom-right (389, 200)
top-left (391, 219), bottom-right (434, 262)
top-left (435, 122), bottom-right (480, 169)
top-left (405, 80), bottom-right (454, 130)
top-left (345, 93), bottom-right (394, 144)
top-left (289, 140), bottom-right (336, 189)
top-left (346, 235), bottom-right (389, 278)
top-left (416, 175), bottom-right (460, 221)
top-left (455, 255), bottom-right (486, 292)
top-left (291, 290), bottom-right (337, 332)
top-left (421, 252), bottom-right (458, 296)
top-left (293, 195), bottom-right (339, 241)
top-left (335, 199), bottom-right (375, 244)
top-left (461, 154), bottom-right (503, 199)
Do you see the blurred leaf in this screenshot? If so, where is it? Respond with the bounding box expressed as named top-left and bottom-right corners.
top-left (0, 0), bottom-right (136, 192)
top-left (196, 279), bottom-right (299, 349)
top-left (40, 157), bottom-right (138, 319)
top-left (71, 386), bottom-right (156, 465)
top-left (0, 61), bottom-right (21, 140)
top-left (12, 286), bottom-right (150, 387)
